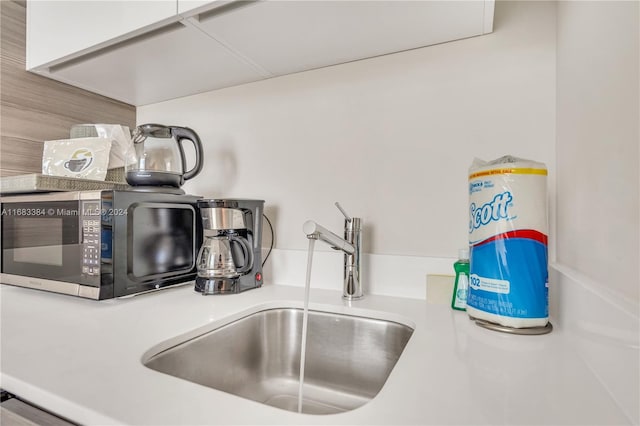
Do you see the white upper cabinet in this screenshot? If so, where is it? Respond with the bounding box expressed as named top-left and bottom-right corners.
top-left (26, 1), bottom-right (179, 70)
top-left (187, 1), bottom-right (494, 77)
top-left (43, 23), bottom-right (266, 106)
top-left (26, 0), bottom-right (495, 106)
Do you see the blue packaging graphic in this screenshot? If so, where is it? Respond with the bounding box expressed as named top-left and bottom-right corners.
top-left (467, 156), bottom-right (548, 328)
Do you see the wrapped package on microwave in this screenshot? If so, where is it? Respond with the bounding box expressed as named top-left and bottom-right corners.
top-left (42, 137), bottom-right (111, 180)
top-left (467, 155), bottom-right (549, 328)
top-left (70, 124), bottom-right (132, 169)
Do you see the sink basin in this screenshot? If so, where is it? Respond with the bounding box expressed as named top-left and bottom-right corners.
top-left (143, 307), bottom-right (413, 415)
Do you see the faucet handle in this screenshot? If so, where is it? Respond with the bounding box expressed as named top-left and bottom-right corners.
top-left (335, 202), bottom-right (352, 223)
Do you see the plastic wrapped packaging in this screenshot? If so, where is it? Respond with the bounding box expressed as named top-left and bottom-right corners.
top-left (70, 124), bottom-right (132, 169)
top-left (467, 155), bottom-right (549, 328)
top-left (42, 137), bottom-right (111, 180)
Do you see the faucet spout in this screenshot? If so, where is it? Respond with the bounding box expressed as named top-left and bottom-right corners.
top-left (302, 213), bottom-right (363, 301)
top-left (303, 220), bottom-right (355, 254)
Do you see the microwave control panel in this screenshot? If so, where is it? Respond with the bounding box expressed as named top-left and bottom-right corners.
top-left (81, 200), bottom-right (101, 276)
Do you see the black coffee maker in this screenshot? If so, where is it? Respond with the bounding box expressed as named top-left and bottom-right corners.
top-left (195, 199), bottom-right (264, 295)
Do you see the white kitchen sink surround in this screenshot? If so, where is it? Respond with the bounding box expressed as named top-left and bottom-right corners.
top-left (1, 263), bottom-right (636, 425)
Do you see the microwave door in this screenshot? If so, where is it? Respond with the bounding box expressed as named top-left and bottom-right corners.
top-left (126, 203), bottom-right (196, 283)
top-left (11, 217), bottom-right (65, 267)
top-left (1, 201), bottom-right (83, 282)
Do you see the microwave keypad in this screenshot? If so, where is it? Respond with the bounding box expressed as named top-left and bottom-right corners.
top-left (81, 202), bottom-right (101, 276)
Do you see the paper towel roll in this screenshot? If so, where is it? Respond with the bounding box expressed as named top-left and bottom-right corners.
top-left (466, 155), bottom-right (549, 328)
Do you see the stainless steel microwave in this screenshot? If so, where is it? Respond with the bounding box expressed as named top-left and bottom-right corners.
top-left (1, 190), bottom-right (202, 299)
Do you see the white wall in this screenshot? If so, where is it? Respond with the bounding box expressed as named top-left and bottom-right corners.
top-left (554, 5), bottom-right (639, 421)
top-left (556, 1), bottom-right (639, 302)
top-left (138, 1), bottom-right (556, 258)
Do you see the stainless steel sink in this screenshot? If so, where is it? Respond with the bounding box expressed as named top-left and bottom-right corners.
top-left (143, 307), bottom-right (413, 415)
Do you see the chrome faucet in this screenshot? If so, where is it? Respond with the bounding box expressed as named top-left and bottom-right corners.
top-left (303, 202), bottom-right (363, 301)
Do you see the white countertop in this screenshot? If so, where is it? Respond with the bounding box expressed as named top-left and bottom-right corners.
top-left (0, 283), bottom-right (628, 425)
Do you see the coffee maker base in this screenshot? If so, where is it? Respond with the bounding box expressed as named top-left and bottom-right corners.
top-left (194, 276), bottom-right (262, 295)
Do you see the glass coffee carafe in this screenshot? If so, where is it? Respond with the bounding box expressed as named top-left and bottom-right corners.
top-left (196, 232), bottom-right (253, 279)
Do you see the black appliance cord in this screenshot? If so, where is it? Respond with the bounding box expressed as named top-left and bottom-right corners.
top-left (262, 214), bottom-right (274, 267)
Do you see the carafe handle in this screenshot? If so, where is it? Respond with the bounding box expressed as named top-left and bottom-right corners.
top-left (229, 235), bottom-right (254, 275)
top-left (171, 126), bottom-right (204, 183)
